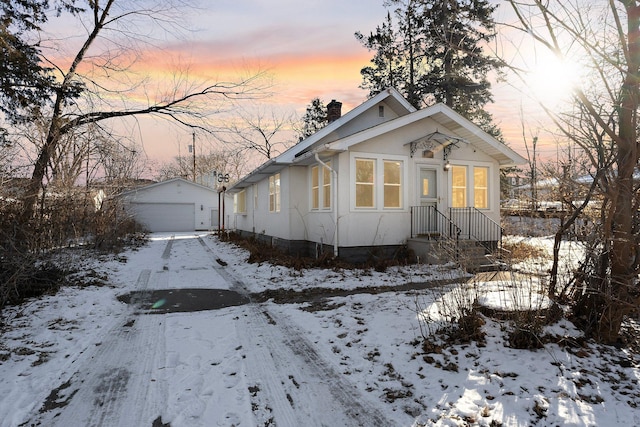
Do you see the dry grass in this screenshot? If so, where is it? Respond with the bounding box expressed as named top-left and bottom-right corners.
top-left (502, 240), bottom-right (549, 263)
top-left (219, 231), bottom-right (413, 271)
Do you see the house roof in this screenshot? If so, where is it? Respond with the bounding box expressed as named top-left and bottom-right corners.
top-left (120, 177), bottom-right (218, 196)
top-left (228, 88), bottom-right (414, 192)
top-left (227, 89), bottom-right (526, 192)
top-left (277, 88), bottom-right (415, 164)
top-left (314, 103), bottom-right (526, 167)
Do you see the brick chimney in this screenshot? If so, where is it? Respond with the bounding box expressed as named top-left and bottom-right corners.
top-left (326, 99), bottom-right (342, 123)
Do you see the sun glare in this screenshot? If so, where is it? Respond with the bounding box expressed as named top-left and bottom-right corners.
top-left (527, 53), bottom-right (582, 106)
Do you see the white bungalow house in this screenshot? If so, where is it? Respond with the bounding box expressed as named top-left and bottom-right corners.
top-left (226, 88), bottom-right (526, 265)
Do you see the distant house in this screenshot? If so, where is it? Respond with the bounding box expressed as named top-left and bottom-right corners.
top-left (226, 88), bottom-right (526, 264)
top-left (121, 178), bottom-right (220, 232)
top-left (508, 175), bottom-right (598, 213)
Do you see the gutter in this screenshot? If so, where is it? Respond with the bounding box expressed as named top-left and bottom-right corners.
top-left (315, 153), bottom-right (339, 258)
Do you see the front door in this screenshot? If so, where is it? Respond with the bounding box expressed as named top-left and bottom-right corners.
top-left (418, 167), bottom-right (438, 234)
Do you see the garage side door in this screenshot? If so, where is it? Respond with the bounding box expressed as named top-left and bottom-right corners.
top-left (131, 203), bottom-right (195, 232)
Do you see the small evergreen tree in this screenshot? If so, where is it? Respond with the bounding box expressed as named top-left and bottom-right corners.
top-left (299, 98), bottom-right (328, 140)
top-left (0, 0), bottom-right (66, 123)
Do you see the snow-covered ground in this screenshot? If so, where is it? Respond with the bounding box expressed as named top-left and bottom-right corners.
top-left (0, 233), bottom-right (638, 426)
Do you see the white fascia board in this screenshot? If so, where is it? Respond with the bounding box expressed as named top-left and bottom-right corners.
top-left (226, 159), bottom-right (281, 193)
top-left (437, 105), bottom-right (527, 166)
top-left (326, 103), bottom-right (527, 166)
top-left (278, 88), bottom-right (413, 164)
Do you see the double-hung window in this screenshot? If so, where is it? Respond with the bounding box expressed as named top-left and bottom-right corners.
top-left (311, 162), bottom-right (332, 210)
top-left (473, 167), bottom-right (489, 209)
top-left (234, 190), bottom-right (246, 214)
top-left (311, 166), bottom-right (320, 209)
top-left (269, 173), bottom-right (280, 212)
top-left (451, 166), bottom-right (467, 208)
top-left (355, 159), bottom-right (375, 208)
top-left (451, 165), bottom-right (490, 209)
top-left (354, 155), bottom-right (405, 210)
top-left (383, 161), bottom-right (402, 208)
top-left (322, 163), bottom-right (331, 209)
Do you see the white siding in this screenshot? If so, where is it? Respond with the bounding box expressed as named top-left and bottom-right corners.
top-left (123, 179), bottom-right (218, 231)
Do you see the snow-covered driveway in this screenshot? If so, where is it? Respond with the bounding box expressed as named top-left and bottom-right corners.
top-left (21, 233), bottom-right (394, 427)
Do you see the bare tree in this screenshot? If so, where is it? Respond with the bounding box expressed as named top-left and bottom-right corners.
top-left (95, 133), bottom-right (146, 189)
top-left (10, 1), bottom-right (266, 221)
top-left (156, 148), bottom-right (247, 186)
top-left (0, 128), bottom-right (18, 177)
top-left (505, 0), bottom-right (640, 343)
top-left (217, 103), bottom-right (296, 161)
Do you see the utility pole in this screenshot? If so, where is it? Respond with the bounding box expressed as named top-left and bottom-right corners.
top-left (192, 132), bottom-right (196, 182)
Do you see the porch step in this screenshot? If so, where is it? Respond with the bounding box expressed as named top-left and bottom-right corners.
top-left (465, 256), bottom-right (508, 273)
top-left (408, 238), bottom-right (505, 273)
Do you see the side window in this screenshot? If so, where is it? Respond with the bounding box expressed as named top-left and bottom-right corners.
top-left (311, 162), bottom-right (333, 210)
top-left (269, 173), bottom-right (280, 212)
top-left (355, 158), bottom-right (375, 208)
top-left (311, 165), bottom-right (319, 209)
top-left (322, 161), bottom-right (332, 209)
top-left (383, 160), bottom-right (402, 208)
top-left (234, 190), bottom-right (246, 214)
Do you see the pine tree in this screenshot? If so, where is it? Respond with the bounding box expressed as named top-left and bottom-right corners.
top-left (299, 98), bottom-right (328, 140)
top-left (355, 13), bottom-right (409, 102)
top-left (357, 0), bottom-right (502, 125)
top-left (0, 1), bottom-right (82, 124)
top-left (415, 0), bottom-right (500, 120)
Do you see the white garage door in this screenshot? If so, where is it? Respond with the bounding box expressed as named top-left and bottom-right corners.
top-left (131, 203), bottom-right (195, 232)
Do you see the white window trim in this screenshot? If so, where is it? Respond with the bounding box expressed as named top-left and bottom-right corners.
top-left (322, 162), bottom-right (332, 210)
top-left (473, 165), bottom-right (489, 209)
top-left (269, 173), bottom-right (281, 213)
top-left (253, 183), bottom-right (258, 210)
top-left (309, 162), bottom-right (333, 211)
top-left (234, 190), bottom-right (247, 215)
top-left (447, 161), bottom-right (494, 210)
top-left (350, 153), bottom-right (408, 212)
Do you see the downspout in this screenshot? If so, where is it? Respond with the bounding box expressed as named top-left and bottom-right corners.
top-left (315, 153), bottom-right (338, 257)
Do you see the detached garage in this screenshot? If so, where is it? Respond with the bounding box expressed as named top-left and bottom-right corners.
top-left (122, 178), bottom-right (219, 232)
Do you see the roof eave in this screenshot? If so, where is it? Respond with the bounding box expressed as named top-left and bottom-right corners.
top-left (226, 159), bottom-right (284, 193)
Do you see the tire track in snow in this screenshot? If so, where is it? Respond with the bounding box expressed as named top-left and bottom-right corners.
top-left (27, 238), bottom-right (172, 427)
top-left (201, 236), bottom-right (394, 426)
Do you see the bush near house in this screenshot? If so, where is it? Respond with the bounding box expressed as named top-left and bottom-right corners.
top-left (0, 190), bottom-right (142, 311)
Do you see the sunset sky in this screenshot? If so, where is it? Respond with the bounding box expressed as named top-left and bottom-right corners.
top-left (46, 1), bottom-right (570, 170)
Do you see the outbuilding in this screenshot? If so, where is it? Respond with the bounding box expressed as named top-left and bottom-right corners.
top-left (122, 178), bottom-right (219, 232)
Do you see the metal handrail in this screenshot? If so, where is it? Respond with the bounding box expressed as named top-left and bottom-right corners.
top-left (410, 205), bottom-right (462, 239)
top-left (449, 207), bottom-right (503, 252)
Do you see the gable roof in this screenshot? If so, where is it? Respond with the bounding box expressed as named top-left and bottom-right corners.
top-left (228, 90), bottom-right (526, 192)
top-left (120, 177), bottom-right (218, 196)
top-left (305, 103), bottom-right (526, 167)
top-left (277, 87), bottom-right (415, 164)
top-left (228, 88), bottom-right (414, 192)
